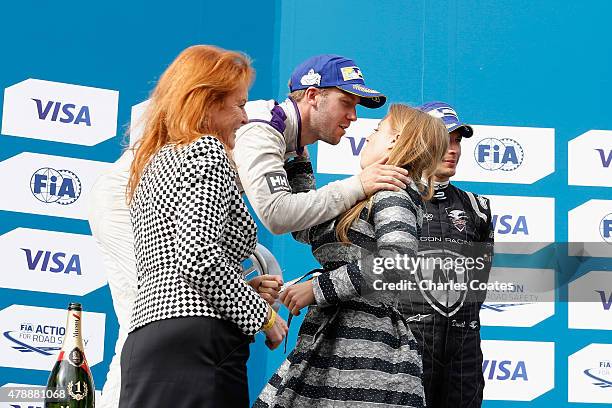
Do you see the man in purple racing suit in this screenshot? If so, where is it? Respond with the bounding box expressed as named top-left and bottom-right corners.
top-left (401, 102), bottom-right (494, 408)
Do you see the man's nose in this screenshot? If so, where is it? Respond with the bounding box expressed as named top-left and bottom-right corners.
top-left (347, 107), bottom-right (357, 121)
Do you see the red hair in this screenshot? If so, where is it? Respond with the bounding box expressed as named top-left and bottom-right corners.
top-left (127, 45), bottom-right (254, 202)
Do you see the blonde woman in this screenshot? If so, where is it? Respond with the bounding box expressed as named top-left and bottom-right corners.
top-left (119, 45), bottom-right (287, 408)
top-left (254, 104), bottom-right (448, 408)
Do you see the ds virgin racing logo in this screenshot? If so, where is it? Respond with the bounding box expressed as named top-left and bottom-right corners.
top-left (446, 208), bottom-right (468, 232)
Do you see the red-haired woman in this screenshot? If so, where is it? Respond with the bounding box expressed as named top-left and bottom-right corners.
top-left (119, 45), bottom-right (287, 408)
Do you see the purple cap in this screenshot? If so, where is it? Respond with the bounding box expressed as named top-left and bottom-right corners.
top-left (289, 54), bottom-right (386, 109)
top-left (418, 101), bottom-right (474, 138)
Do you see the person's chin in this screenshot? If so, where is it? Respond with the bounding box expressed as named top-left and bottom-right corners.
top-left (328, 134), bottom-right (343, 145)
top-left (334, 127), bottom-right (347, 142)
top-left (434, 167), bottom-right (455, 179)
top-left (441, 164), bottom-right (456, 174)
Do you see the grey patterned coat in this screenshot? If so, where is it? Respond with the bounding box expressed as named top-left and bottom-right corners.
top-left (254, 159), bottom-right (426, 408)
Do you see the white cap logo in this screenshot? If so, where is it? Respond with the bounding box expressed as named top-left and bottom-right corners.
top-left (300, 69), bottom-right (321, 86)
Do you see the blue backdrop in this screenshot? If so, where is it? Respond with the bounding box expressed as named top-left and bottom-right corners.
top-left (1, 1), bottom-right (611, 406)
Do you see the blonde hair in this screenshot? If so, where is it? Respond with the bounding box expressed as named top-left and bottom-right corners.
top-left (336, 104), bottom-right (449, 243)
top-left (288, 87), bottom-right (330, 102)
top-left (127, 45), bottom-right (254, 202)
top-left (288, 89), bottom-right (307, 102)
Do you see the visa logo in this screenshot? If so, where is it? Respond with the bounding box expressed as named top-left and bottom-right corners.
top-left (482, 359), bottom-right (528, 381)
top-left (491, 214), bottom-right (528, 235)
top-left (347, 136), bottom-right (366, 156)
top-left (21, 248), bottom-right (81, 275)
top-left (595, 149), bottom-right (612, 168)
top-left (595, 290), bottom-right (612, 311)
top-left (32, 98), bottom-right (91, 126)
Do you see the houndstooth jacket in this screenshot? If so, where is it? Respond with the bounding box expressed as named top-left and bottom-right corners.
top-left (129, 135), bottom-right (268, 336)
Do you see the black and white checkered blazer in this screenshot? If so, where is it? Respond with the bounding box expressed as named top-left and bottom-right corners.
top-left (129, 135), bottom-right (268, 335)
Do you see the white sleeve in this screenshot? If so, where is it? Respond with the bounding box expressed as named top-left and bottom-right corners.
top-left (234, 122), bottom-right (365, 235)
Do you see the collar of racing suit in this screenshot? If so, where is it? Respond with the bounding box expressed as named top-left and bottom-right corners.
top-left (279, 97), bottom-right (303, 155)
top-left (432, 180), bottom-right (450, 201)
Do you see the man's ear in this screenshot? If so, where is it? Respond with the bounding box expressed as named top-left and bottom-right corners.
top-left (304, 87), bottom-right (321, 107)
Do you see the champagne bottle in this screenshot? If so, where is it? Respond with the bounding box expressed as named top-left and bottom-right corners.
top-left (45, 302), bottom-right (95, 408)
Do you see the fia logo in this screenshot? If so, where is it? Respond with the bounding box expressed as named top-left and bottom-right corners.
top-left (492, 214), bottom-right (529, 235)
top-left (4, 323), bottom-right (65, 356)
top-left (483, 359), bottom-right (528, 381)
top-left (600, 213), bottom-right (612, 244)
top-left (21, 249), bottom-right (81, 275)
top-left (32, 99), bottom-right (91, 126)
top-left (30, 168), bottom-right (81, 205)
top-left (475, 138), bottom-right (524, 171)
top-left (584, 360), bottom-right (612, 389)
top-left (595, 149), bottom-right (612, 168)
top-left (18, 323), bottom-right (65, 336)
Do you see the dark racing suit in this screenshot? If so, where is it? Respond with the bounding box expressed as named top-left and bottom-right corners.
top-left (401, 181), bottom-right (494, 408)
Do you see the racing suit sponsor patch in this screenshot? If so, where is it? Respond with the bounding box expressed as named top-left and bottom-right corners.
top-left (446, 208), bottom-right (468, 232)
top-left (265, 171), bottom-right (291, 194)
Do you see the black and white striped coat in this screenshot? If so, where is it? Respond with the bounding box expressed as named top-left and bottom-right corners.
top-left (255, 159), bottom-right (426, 408)
top-left (129, 136), bottom-right (268, 335)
